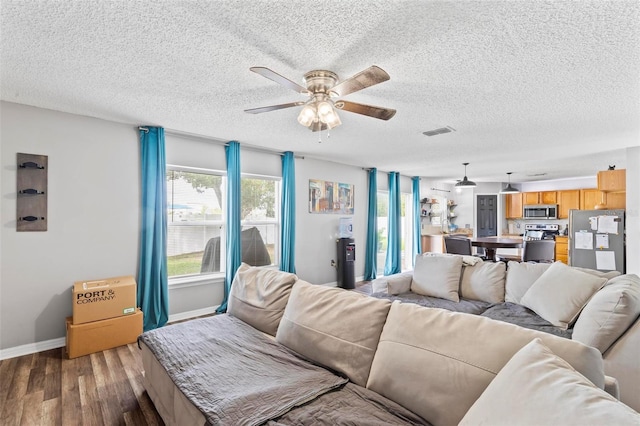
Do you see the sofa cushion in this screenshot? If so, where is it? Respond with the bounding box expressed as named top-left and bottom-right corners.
top-left (276, 280), bottom-right (392, 387)
top-left (227, 263), bottom-right (297, 336)
top-left (521, 262), bottom-right (607, 329)
top-left (459, 338), bottom-right (640, 426)
top-left (411, 254), bottom-right (462, 302)
top-left (505, 261), bottom-right (551, 303)
top-left (572, 274), bottom-right (640, 353)
top-left (366, 302), bottom-right (604, 426)
top-left (460, 261), bottom-right (506, 303)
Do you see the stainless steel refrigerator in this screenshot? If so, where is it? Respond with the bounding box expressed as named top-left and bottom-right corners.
top-left (569, 209), bottom-right (625, 273)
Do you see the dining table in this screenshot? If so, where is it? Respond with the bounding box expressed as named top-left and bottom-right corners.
top-left (470, 237), bottom-right (524, 262)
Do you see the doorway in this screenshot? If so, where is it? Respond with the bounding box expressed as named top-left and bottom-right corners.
top-left (476, 195), bottom-right (498, 238)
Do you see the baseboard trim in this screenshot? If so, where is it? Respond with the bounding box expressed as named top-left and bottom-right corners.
top-left (0, 306), bottom-right (220, 360)
top-left (0, 337), bottom-right (66, 361)
top-left (168, 306), bottom-right (219, 323)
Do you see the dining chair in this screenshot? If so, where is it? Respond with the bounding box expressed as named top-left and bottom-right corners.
top-left (522, 239), bottom-right (556, 263)
top-left (444, 235), bottom-right (473, 256)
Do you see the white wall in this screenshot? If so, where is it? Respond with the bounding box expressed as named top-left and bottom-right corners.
top-left (1, 102), bottom-right (140, 350)
top-left (294, 157), bottom-right (368, 284)
top-left (626, 146), bottom-right (640, 275)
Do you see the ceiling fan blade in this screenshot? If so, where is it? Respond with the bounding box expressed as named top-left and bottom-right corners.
top-left (250, 67), bottom-right (309, 94)
top-left (330, 65), bottom-right (390, 97)
top-left (334, 100), bottom-right (396, 121)
top-left (244, 102), bottom-right (305, 114)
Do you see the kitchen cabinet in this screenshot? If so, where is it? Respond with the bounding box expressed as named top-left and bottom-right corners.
top-left (523, 192), bottom-right (539, 205)
top-left (604, 192), bottom-right (626, 209)
top-left (597, 169), bottom-right (626, 192)
top-left (523, 191), bottom-right (557, 205)
top-left (580, 188), bottom-right (626, 210)
top-left (555, 236), bottom-right (568, 264)
top-left (557, 190), bottom-right (580, 219)
top-left (505, 193), bottom-right (522, 219)
top-left (580, 189), bottom-right (603, 210)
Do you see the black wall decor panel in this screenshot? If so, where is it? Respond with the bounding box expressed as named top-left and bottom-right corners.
top-left (17, 153), bottom-right (48, 231)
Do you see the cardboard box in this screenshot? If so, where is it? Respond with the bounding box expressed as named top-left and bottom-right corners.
top-left (72, 275), bottom-right (137, 324)
top-left (66, 309), bottom-right (143, 359)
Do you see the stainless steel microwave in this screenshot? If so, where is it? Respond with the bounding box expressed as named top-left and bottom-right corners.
top-left (523, 204), bottom-right (558, 219)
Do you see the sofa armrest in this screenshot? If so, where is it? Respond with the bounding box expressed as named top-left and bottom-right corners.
top-left (604, 375), bottom-right (620, 400)
top-left (387, 274), bottom-right (413, 295)
top-left (371, 272), bottom-right (413, 295)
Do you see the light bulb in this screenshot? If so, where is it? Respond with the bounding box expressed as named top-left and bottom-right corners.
top-left (297, 104), bottom-right (316, 127)
top-left (317, 101), bottom-right (333, 120)
top-left (325, 111), bottom-right (342, 129)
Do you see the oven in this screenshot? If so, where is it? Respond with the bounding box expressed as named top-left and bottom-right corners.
top-left (524, 224), bottom-right (559, 241)
top-left (523, 204), bottom-right (558, 220)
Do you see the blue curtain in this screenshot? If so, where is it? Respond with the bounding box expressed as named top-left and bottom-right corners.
top-left (138, 127), bottom-right (169, 331)
top-left (364, 168), bottom-right (378, 280)
top-left (384, 172), bottom-right (402, 275)
top-left (280, 151), bottom-right (296, 273)
top-left (217, 141), bottom-right (242, 313)
top-left (412, 176), bottom-right (422, 266)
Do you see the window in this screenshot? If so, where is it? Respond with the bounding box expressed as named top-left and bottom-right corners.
top-left (166, 168), bottom-right (281, 279)
top-left (376, 191), bottom-right (388, 276)
top-left (376, 190), bottom-right (415, 275)
top-left (400, 192), bottom-right (414, 271)
top-left (240, 175), bottom-right (280, 269)
top-left (167, 169), bottom-right (225, 278)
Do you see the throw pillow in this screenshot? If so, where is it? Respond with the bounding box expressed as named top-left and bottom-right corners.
top-left (572, 266), bottom-right (621, 280)
top-left (504, 261), bottom-right (551, 303)
top-left (521, 262), bottom-right (607, 329)
top-left (227, 263), bottom-right (297, 336)
top-left (459, 338), bottom-right (640, 426)
top-left (276, 280), bottom-right (392, 387)
top-left (572, 274), bottom-right (640, 353)
top-left (411, 254), bottom-right (462, 302)
top-left (460, 261), bottom-right (506, 303)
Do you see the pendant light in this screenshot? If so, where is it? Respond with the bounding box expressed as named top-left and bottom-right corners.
top-left (455, 162), bottom-right (476, 188)
top-left (500, 172), bottom-right (519, 194)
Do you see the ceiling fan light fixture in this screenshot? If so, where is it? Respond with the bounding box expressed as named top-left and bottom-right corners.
top-left (500, 172), bottom-right (520, 194)
top-left (325, 111), bottom-right (341, 129)
top-left (297, 104), bottom-right (317, 127)
top-left (317, 100), bottom-right (334, 118)
top-left (454, 162), bottom-right (477, 188)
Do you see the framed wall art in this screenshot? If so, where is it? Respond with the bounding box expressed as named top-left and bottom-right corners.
top-left (309, 179), bottom-right (354, 214)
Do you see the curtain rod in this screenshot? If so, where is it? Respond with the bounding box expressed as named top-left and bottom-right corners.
top-left (137, 126), bottom-right (303, 158)
top-left (430, 187), bottom-right (451, 193)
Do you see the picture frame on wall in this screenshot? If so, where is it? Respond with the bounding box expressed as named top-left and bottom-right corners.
top-left (309, 179), bottom-right (354, 214)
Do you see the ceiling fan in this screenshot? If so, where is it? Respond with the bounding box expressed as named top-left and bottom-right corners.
top-left (244, 65), bottom-right (396, 132)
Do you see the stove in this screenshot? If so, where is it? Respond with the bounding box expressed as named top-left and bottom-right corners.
top-left (524, 224), bottom-right (560, 241)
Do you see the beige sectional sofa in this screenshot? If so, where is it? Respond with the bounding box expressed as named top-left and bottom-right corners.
top-left (372, 253), bottom-right (640, 412)
top-left (139, 263), bottom-right (640, 425)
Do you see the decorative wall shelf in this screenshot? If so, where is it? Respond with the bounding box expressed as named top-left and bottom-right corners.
top-left (17, 153), bottom-right (48, 232)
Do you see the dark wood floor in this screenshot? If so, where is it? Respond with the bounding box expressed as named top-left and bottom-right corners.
top-left (0, 343), bottom-right (164, 426)
top-left (1, 284), bottom-right (373, 425)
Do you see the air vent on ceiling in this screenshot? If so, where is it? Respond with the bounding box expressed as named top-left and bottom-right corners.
top-left (422, 126), bottom-right (456, 137)
top-left (527, 173), bottom-right (548, 177)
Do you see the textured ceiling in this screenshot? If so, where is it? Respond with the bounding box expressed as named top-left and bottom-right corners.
top-left (2, 1), bottom-right (639, 184)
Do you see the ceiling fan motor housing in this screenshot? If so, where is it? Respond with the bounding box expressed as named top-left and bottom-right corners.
top-left (303, 70), bottom-right (338, 94)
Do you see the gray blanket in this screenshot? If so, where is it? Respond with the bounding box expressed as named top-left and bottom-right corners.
top-left (370, 292), bottom-right (571, 339)
top-left (267, 383), bottom-right (430, 426)
top-left (480, 302), bottom-right (573, 339)
top-left (371, 291), bottom-right (492, 315)
top-left (139, 314), bottom-right (348, 426)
